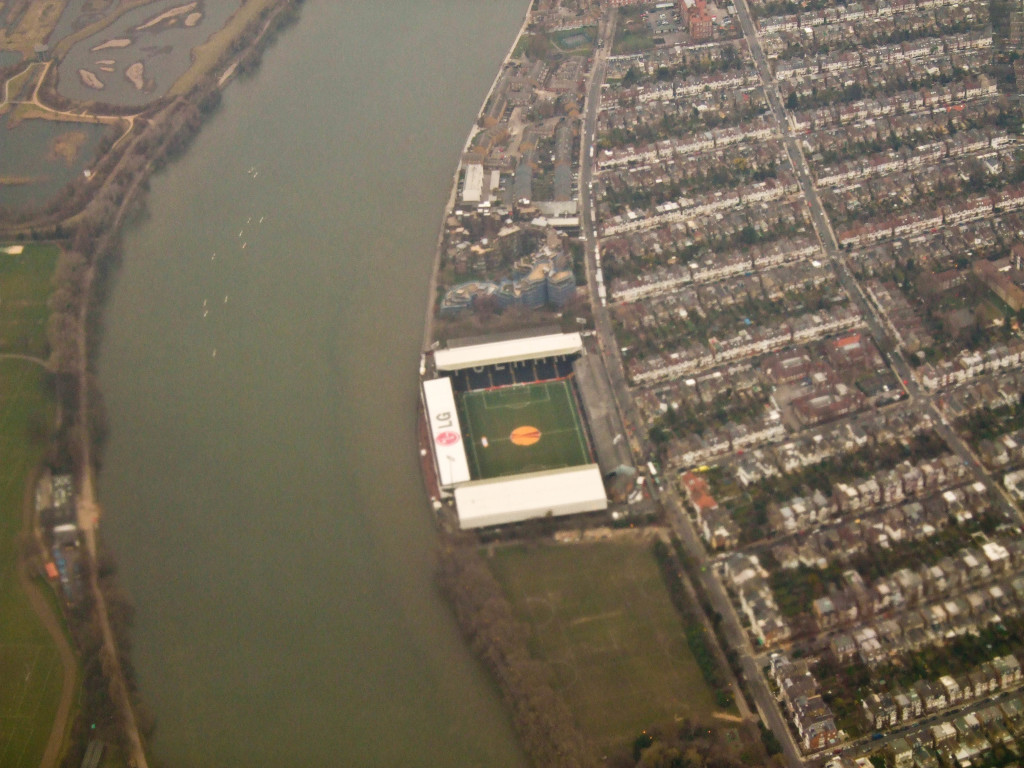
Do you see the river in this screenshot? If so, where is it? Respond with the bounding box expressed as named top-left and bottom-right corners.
top-left (96, 2), bottom-right (529, 766)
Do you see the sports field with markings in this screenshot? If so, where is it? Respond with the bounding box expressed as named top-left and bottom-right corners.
top-left (458, 379), bottom-right (591, 480)
top-left (488, 541), bottom-right (719, 754)
top-left (0, 640), bottom-right (64, 768)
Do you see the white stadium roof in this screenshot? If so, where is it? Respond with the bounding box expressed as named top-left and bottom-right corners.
top-left (454, 464), bottom-right (607, 529)
top-left (422, 377), bottom-right (471, 487)
top-left (434, 332), bottom-right (584, 372)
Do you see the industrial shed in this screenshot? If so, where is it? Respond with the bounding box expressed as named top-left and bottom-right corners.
top-left (453, 464), bottom-right (608, 529)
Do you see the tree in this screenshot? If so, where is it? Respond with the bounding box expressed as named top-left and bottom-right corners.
top-left (637, 741), bottom-right (685, 768)
top-left (526, 33), bottom-right (551, 61)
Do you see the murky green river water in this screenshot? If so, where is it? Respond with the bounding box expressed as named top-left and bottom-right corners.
top-left (97, 2), bottom-right (529, 765)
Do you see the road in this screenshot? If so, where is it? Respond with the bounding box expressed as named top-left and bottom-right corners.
top-left (666, 492), bottom-right (807, 768)
top-left (580, 1), bottom-right (1024, 764)
top-left (64, 106), bottom-right (208, 768)
top-left (76, 265), bottom-right (150, 768)
top-left (731, 0), bottom-right (1024, 530)
top-left (721, 1), bottom-right (1024, 761)
top-left (578, 9), bottom-right (654, 467)
top-left (421, 6), bottom-right (534, 352)
top-left (0, 61), bottom-right (137, 147)
top-left (577, 13), bottom-right (805, 766)
top-left (0, 353), bottom-right (51, 369)
top-left (841, 686), bottom-right (1024, 762)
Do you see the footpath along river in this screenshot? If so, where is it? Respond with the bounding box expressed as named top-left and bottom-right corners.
top-left (96, 1), bottom-right (529, 765)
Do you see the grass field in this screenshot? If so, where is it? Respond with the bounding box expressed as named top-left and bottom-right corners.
top-left (551, 26), bottom-right (596, 52)
top-left (488, 541), bottom-right (719, 753)
top-left (0, 243), bottom-right (63, 768)
top-left (0, 244), bottom-right (58, 359)
top-left (459, 380), bottom-right (591, 480)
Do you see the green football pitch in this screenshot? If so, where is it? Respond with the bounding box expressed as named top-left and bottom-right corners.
top-left (459, 380), bottom-right (592, 480)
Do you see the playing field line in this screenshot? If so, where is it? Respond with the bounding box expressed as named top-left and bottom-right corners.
top-left (480, 382), bottom-right (552, 410)
top-left (459, 395), bottom-right (485, 478)
top-left (478, 423), bottom-right (581, 444)
top-left (458, 378), bottom-right (590, 480)
top-left (565, 389), bottom-right (590, 463)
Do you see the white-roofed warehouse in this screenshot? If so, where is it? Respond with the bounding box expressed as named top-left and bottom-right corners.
top-left (454, 465), bottom-right (608, 529)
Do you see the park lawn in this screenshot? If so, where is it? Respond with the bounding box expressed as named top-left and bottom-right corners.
top-left (488, 540), bottom-right (719, 754)
top-left (0, 243), bottom-right (58, 359)
top-left (612, 31), bottom-right (656, 54)
top-left (0, 241), bottom-right (64, 768)
top-left (0, 359), bottom-right (62, 768)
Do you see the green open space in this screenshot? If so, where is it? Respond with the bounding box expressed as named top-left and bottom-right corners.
top-left (488, 541), bottom-right (719, 753)
top-left (0, 242), bottom-right (64, 768)
top-left (0, 244), bottom-right (58, 358)
top-left (612, 6), bottom-right (657, 55)
top-left (551, 26), bottom-right (596, 52)
top-left (458, 379), bottom-right (591, 480)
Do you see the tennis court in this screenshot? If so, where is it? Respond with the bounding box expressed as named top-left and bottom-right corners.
top-left (459, 379), bottom-right (592, 480)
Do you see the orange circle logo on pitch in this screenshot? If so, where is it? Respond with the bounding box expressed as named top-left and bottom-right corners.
top-left (510, 426), bottom-right (541, 446)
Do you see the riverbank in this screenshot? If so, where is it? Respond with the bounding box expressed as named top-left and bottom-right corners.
top-left (0, 2), bottom-right (306, 764)
top-left (70, 3), bottom-right (306, 762)
top-left (420, 4), bottom-right (533, 352)
top-left (90, 2), bottom-right (534, 765)
top-left (0, 0), bottom-right (302, 238)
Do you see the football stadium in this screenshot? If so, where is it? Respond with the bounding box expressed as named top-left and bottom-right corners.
top-left (421, 331), bottom-right (610, 529)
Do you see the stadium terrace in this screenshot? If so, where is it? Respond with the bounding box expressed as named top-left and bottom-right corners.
top-left (421, 332), bottom-right (610, 529)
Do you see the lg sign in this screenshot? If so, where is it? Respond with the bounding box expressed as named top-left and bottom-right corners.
top-left (434, 408), bottom-right (461, 446)
top-left (436, 430), bottom-right (461, 446)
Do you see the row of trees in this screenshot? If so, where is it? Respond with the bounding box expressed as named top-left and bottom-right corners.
top-left (24, 1), bottom-right (310, 762)
top-left (600, 211), bottom-right (810, 293)
top-left (602, 157), bottom-right (780, 217)
top-left (600, 99), bottom-right (768, 150)
top-left (58, 553), bottom-right (157, 768)
top-left (653, 539), bottom-right (734, 709)
top-left (751, 0), bottom-right (852, 21)
top-left (436, 533), bottom-right (774, 768)
top-left (437, 537), bottom-right (591, 768)
top-left (716, 430), bottom-right (949, 510)
top-left (627, 719), bottom-right (766, 768)
top-left (813, 614), bottom-right (1024, 735)
top-left (956, 395), bottom-right (1024, 443)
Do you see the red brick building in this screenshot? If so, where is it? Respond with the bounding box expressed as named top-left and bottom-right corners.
top-left (680, 0), bottom-right (713, 40)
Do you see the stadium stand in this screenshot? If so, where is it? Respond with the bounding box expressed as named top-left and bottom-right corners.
top-left (447, 351), bottom-right (582, 393)
top-left (422, 331), bottom-right (608, 528)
